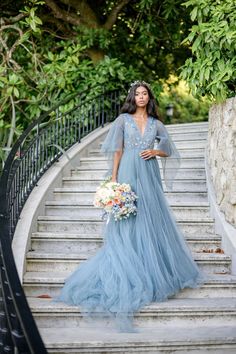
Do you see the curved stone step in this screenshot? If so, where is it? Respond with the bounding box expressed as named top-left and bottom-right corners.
top-left (79, 156), bottom-right (206, 162)
top-left (31, 232), bottom-right (221, 254)
top-left (99, 140), bottom-right (207, 149)
top-left (78, 158), bottom-right (205, 169)
top-left (71, 168), bottom-right (206, 180)
top-left (62, 178), bottom-right (207, 192)
top-left (89, 148), bottom-right (206, 158)
top-left (83, 156), bottom-right (206, 163)
top-left (23, 272), bottom-right (236, 299)
top-left (166, 121), bottom-right (208, 128)
top-left (37, 216), bottom-right (215, 236)
top-left (62, 177), bottom-right (207, 193)
top-left (26, 251), bottom-right (231, 274)
top-left (76, 159), bottom-right (207, 169)
top-left (53, 189), bottom-right (208, 203)
top-left (45, 202), bottom-right (210, 218)
top-left (160, 132), bottom-right (208, 140)
top-left (38, 325), bottom-right (236, 354)
top-left (28, 297), bottom-right (236, 329)
top-left (45, 200), bottom-right (210, 207)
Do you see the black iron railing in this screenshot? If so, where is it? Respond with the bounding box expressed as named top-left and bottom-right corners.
top-left (0, 88), bottom-right (125, 353)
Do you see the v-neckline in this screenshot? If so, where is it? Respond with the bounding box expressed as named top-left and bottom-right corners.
top-left (128, 113), bottom-right (149, 139)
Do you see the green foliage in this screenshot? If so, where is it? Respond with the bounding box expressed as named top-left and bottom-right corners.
top-left (20, 0), bottom-right (44, 32)
top-left (0, 1), bottom-right (139, 167)
top-left (157, 77), bottom-right (210, 124)
top-left (0, 0), bottom-right (216, 170)
top-left (75, 26), bottom-right (113, 50)
top-left (180, 0), bottom-right (236, 102)
top-left (107, 0), bottom-right (193, 82)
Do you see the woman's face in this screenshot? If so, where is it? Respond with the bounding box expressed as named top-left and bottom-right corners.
top-left (134, 86), bottom-right (149, 108)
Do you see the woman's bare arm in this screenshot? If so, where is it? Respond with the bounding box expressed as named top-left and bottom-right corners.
top-left (155, 149), bottom-right (169, 157)
top-left (111, 150), bottom-right (123, 182)
top-left (140, 149), bottom-right (169, 160)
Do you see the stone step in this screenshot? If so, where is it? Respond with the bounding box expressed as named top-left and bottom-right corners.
top-left (81, 155), bottom-right (206, 161)
top-left (53, 189), bottom-right (208, 203)
top-left (78, 159), bottom-right (205, 169)
top-left (157, 131), bottom-right (208, 140)
top-left (166, 121), bottom-right (208, 128)
top-left (26, 251), bottom-right (231, 274)
top-left (70, 168), bottom-right (206, 180)
top-left (61, 180), bottom-right (207, 192)
top-left (46, 200), bottom-right (210, 207)
top-left (28, 297), bottom-right (236, 329)
top-left (159, 136), bottom-right (207, 142)
top-left (98, 121), bottom-right (208, 140)
top-left (37, 325), bottom-right (236, 354)
top-left (23, 272), bottom-right (236, 299)
top-left (99, 125), bottom-right (208, 136)
top-left (88, 148), bottom-right (206, 158)
top-left (45, 203), bottom-right (211, 219)
top-left (78, 157), bottom-right (204, 170)
top-left (166, 122), bottom-right (208, 131)
top-left (80, 156), bottom-right (205, 162)
top-left (164, 124), bottom-right (208, 133)
top-left (63, 175), bottom-right (207, 184)
top-left (37, 216), bottom-right (215, 236)
top-left (99, 140), bottom-right (207, 149)
top-left (31, 232), bottom-right (222, 254)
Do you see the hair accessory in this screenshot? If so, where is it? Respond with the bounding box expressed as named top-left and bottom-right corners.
top-left (128, 80), bottom-right (150, 93)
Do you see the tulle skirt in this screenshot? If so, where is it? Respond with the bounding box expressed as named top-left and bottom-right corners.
top-left (55, 148), bottom-right (205, 331)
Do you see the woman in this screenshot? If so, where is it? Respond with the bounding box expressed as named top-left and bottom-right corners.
top-left (56, 81), bottom-right (205, 331)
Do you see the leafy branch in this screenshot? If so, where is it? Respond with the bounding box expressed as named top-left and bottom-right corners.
top-left (180, 0), bottom-right (236, 102)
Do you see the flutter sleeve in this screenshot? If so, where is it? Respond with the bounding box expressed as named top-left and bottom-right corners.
top-left (100, 114), bottom-right (124, 178)
top-left (155, 120), bottom-right (181, 191)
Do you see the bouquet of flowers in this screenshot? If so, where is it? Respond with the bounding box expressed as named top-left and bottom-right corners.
top-left (93, 177), bottom-right (138, 221)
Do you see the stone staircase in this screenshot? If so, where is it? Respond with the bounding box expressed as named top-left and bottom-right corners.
top-left (23, 121), bottom-right (236, 353)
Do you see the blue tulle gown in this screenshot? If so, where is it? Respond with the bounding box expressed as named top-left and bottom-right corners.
top-left (56, 113), bottom-right (205, 331)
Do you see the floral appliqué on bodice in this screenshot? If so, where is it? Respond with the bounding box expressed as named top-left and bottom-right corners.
top-left (101, 112), bottom-right (181, 190)
top-left (123, 113), bottom-right (157, 150)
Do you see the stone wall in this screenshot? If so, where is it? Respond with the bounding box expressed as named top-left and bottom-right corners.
top-left (207, 96), bottom-right (236, 227)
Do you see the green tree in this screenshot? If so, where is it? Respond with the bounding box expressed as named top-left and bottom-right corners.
top-left (180, 0), bottom-right (236, 102)
top-left (0, 0), bottom-right (195, 168)
top-left (0, 0), bottom-right (193, 79)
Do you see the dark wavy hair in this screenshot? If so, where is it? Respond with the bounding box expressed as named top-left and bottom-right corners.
top-left (120, 81), bottom-right (162, 121)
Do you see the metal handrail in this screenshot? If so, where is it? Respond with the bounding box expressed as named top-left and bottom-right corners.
top-left (0, 87), bottom-right (124, 353)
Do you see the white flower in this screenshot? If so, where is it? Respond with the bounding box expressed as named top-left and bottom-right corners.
top-left (93, 179), bottom-right (138, 221)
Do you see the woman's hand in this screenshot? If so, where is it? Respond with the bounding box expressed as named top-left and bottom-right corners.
top-left (139, 149), bottom-right (158, 160)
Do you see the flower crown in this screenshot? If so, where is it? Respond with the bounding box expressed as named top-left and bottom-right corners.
top-left (128, 80), bottom-right (150, 93)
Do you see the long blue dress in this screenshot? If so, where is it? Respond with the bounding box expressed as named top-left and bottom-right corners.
top-left (56, 113), bottom-right (205, 331)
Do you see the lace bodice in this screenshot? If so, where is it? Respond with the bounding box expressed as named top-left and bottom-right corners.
top-left (123, 114), bottom-right (157, 150)
top-left (107, 113), bottom-right (172, 154)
